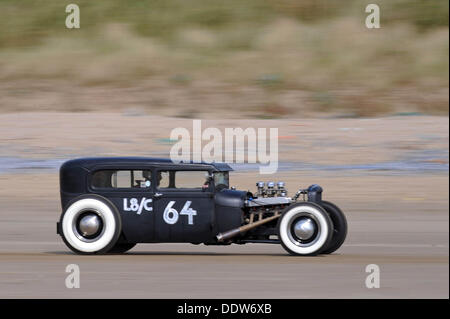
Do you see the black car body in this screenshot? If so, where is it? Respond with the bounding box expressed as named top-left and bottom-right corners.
top-left (57, 157), bottom-right (347, 255)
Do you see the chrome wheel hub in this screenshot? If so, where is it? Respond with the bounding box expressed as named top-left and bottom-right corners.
top-left (73, 210), bottom-right (105, 242)
top-left (293, 218), bottom-right (316, 240)
top-left (287, 212), bottom-right (321, 247)
top-left (79, 214), bottom-right (101, 236)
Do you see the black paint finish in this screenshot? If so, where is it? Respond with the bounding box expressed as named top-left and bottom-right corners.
top-left (59, 157), bottom-right (240, 244)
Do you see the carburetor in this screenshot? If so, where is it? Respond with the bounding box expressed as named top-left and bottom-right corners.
top-left (256, 181), bottom-right (288, 197)
top-left (277, 181), bottom-right (287, 197)
top-left (267, 181), bottom-right (276, 197)
top-left (256, 181), bottom-right (266, 197)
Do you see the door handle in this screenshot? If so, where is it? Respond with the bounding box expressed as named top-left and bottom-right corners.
top-left (154, 192), bottom-right (163, 198)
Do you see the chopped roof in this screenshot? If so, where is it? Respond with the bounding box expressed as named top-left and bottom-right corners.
top-left (61, 157), bottom-right (233, 172)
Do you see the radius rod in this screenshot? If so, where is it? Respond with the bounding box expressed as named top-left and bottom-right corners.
top-left (216, 212), bottom-right (280, 242)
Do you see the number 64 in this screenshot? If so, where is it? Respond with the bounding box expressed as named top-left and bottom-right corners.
top-left (163, 201), bottom-right (197, 225)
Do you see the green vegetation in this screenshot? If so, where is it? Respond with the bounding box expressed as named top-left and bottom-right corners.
top-left (0, 0), bottom-right (448, 117)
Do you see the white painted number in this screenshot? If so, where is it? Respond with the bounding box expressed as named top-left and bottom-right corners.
top-left (163, 201), bottom-right (197, 225)
top-left (163, 201), bottom-right (179, 224)
top-left (180, 201), bottom-right (197, 225)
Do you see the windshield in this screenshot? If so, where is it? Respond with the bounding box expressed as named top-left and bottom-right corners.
top-left (214, 172), bottom-right (229, 190)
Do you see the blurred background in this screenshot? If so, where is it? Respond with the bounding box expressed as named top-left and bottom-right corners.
top-left (0, 1), bottom-right (448, 298)
top-left (0, 0), bottom-right (448, 118)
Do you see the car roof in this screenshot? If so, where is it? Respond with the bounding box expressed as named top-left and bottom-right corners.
top-left (61, 157), bottom-right (233, 172)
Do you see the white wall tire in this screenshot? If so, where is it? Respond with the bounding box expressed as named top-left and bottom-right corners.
top-left (278, 202), bottom-right (333, 256)
top-left (60, 195), bottom-right (121, 254)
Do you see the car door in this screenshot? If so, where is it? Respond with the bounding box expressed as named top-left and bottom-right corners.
top-left (153, 169), bottom-right (215, 243)
top-left (89, 166), bottom-right (156, 243)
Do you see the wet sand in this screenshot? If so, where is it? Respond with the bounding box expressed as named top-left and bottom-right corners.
top-left (0, 113), bottom-right (448, 298)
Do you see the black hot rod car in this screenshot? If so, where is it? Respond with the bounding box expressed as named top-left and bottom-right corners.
top-left (57, 157), bottom-right (347, 255)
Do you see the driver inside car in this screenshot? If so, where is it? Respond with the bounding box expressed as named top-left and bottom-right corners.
top-left (202, 173), bottom-right (210, 190)
top-left (134, 170), bottom-right (151, 188)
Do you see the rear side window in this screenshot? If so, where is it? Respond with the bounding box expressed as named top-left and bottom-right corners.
top-left (157, 170), bottom-right (210, 190)
top-left (91, 170), bottom-right (152, 189)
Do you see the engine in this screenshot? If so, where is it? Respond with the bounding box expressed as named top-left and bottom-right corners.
top-left (244, 181), bottom-right (291, 208)
top-left (255, 181), bottom-right (287, 198)
top-left (214, 181), bottom-right (325, 243)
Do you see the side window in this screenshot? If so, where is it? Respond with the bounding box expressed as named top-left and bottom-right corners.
top-left (157, 171), bottom-right (171, 188)
top-left (114, 170), bottom-right (131, 188)
top-left (131, 170), bottom-right (152, 188)
top-left (92, 170), bottom-right (152, 189)
top-left (176, 171), bottom-right (210, 189)
top-left (157, 170), bottom-right (210, 190)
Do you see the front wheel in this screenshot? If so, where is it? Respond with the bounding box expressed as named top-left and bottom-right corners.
top-left (278, 202), bottom-right (333, 256)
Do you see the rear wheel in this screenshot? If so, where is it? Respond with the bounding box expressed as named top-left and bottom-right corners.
top-left (321, 201), bottom-right (347, 254)
top-left (60, 195), bottom-right (122, 254)
top-left (278, 202), bottom-right (333, 256)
